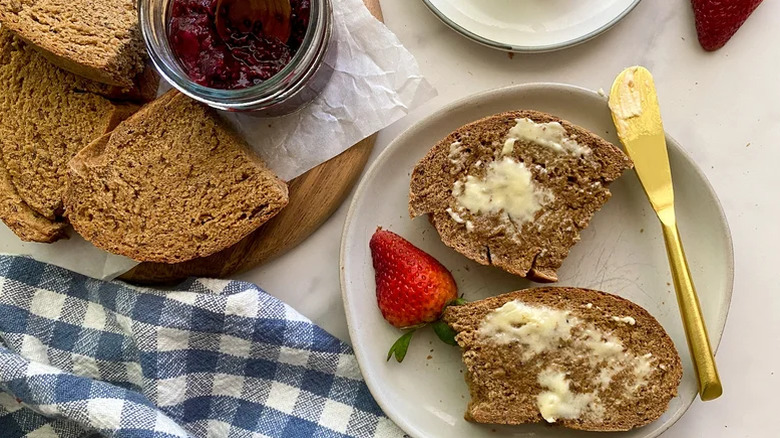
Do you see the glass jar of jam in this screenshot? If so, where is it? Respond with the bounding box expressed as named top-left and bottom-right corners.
top-left (139, 0), bottom-right (334, 114)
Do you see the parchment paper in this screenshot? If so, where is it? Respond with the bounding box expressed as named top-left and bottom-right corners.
top-left (0, 0), bottom-right (435, 280)
top-left (228, 0), bottom-right (436, 180)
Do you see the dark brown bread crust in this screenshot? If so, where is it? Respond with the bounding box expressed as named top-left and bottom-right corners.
top-left (443, 287), bottom-right (683, 431)
top-left (409, 110), bottom-right (633, 282)
top-left (64, 91), bottom-right (290, 263)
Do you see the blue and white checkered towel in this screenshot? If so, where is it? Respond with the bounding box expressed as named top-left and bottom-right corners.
top-left (0, 255), bottom-right (403, 438)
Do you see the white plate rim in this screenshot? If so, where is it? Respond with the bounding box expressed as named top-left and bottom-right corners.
top-left (340, 82), bottom-right (734, 438)
top-left (420, 0), bottom-right (643, 53)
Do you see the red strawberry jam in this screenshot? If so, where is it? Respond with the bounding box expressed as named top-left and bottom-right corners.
top-left (168, 0), bottom-right (310, 89)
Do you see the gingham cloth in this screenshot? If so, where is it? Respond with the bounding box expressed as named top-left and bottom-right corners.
top-left (0, 255), bottom-right (403, 438)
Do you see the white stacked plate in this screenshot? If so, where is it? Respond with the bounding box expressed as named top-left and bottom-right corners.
top-left (422, 0), bottom-right (642, 52)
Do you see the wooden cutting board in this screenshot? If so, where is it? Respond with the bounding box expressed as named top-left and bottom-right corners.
top-left (121, 0), bottom-right (383, 283)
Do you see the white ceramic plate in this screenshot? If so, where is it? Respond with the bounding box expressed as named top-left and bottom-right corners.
top-left (341, 84), bottom-right (733, 438)
top-left (422, 0), bottom-right (641, 52)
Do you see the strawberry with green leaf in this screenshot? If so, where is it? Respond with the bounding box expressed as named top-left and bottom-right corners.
top-left (369, 228), bottom-right (465, 362)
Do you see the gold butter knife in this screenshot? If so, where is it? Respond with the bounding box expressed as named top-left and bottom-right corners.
top-left (608, 66), bottom-right (722, 401)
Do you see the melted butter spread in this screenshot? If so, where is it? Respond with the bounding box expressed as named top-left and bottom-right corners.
top-left (452, 157), bottom-right (552, 226)
top-left (448, 141), bottom-right (463, 163)
top-left (477, 300), bottom-right (657, 423)
top-left (478, 300), bottom-right (576, 360)
top-left (611, 315), bottom-right (637, 325)
top-left (507, 118), bottom-right (591, 157)
top-left (537, 369), bottom-right (598, 423)
top-left (445, 117), bottom-right (591, 230)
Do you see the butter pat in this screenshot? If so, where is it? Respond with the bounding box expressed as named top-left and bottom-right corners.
top-left (611, 316), bottom-right (637, 325)
top-left (452, 157), bottom-right (552, 226)
top-left (506, 118), bottom-right (590, 157)
top-left (448, 141), bottom-right (463, 163)
top-left (537, 369), bottom-right (596, 423)
top-left (445, 207), bottom-right (465, 224)
top-left (501, 138), bottom-right (516, 155)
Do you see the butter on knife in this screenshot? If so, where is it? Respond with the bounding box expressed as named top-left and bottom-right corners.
top-left (608, 66), bottom-right (663, 141)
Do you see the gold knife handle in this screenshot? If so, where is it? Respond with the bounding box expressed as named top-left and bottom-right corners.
top-left (660, 218), bottom-right (722, 401)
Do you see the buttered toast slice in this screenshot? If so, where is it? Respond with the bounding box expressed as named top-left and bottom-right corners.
top-left (409, 111), bottom-right (632, 282)
top-left (443, 287), bottom-right (682, 431)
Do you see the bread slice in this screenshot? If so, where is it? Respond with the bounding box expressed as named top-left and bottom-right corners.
top-left (409, 111), bottom-right (633, 282)
top-left (64, 90), bottom-right (290, 263)
top-left (443, 287), bottom-right (682, 431)
top-left (0, 29), bottom-right (141, 242)
top-left (0, 0), bottom-right (148, 89)
top-left (0, 147), bottom-right (67, 242)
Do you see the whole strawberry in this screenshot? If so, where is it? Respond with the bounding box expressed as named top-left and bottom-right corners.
top-left (692, 0), bottom-right (763, 51)
top-left (370, 228), bottom-right (457, 328)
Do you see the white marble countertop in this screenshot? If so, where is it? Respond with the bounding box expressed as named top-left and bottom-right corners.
top-left (238, 1), bottom-right (778, 436)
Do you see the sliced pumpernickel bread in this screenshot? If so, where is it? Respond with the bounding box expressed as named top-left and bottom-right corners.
top-left (0, 154), bottom-right (67, 242)
top-left (64, 90), bottom-right (290, 263)
top-left (409, 111), bottom-right (633, 282)
top-left (0, 29), bottom-right (143, 242)
top-left (443, 287), bottom-right (682, 431)
top-left (0, 0), bottom-right (149, 89)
